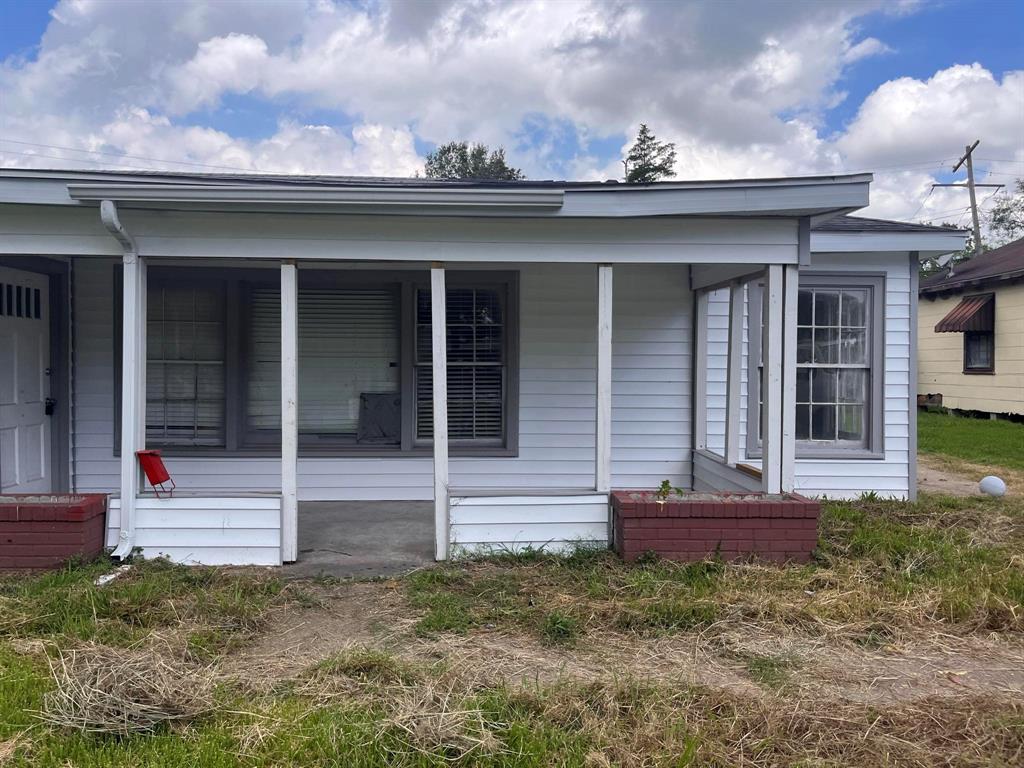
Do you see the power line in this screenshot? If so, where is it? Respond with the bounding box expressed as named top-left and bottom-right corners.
top-left (977, 157), bottom-right (1024, 165)
top-left (0, 137), bottom-right (260, 173)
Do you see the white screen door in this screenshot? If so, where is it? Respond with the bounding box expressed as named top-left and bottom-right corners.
top-left (0, 266), bottom-right (52, 493)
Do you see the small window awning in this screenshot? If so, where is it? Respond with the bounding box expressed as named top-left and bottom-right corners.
top-left (934, 293), bottom-right (994, 333)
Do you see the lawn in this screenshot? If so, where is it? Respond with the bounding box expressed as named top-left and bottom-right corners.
top-left (1, 493), bottom-right (1023, 766)
top-left (918, 409), bottom-right (1024, 472)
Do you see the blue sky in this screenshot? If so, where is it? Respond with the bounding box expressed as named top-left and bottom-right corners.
top-left (0, 0), bottom-right (1021, 222)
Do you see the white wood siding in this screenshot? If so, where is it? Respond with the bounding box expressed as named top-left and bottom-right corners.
top-left (71, 260), bottom-right (692, 499)
top-left (692, 451), bottom-right (761, 493)
top-left (449, 494), bottom-right (609, 554)
top-left (106, 496), bottom-right (281, 565)
top-left (703, 253), bottom-right (914, 499)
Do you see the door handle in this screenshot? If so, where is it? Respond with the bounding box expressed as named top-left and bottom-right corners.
top-left (45, 398), bottom-right (57, 415)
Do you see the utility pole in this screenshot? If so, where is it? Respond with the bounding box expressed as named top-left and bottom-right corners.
top-left (953, 140), bottom-right (982, 255)
top-left (932, 140), bottom-right (1003, 257)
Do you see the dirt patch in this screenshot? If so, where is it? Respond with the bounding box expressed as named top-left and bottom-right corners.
top-left (221, 580), bottom-right (407, 681)
top-left (222, 578), bottom-right (1024, 707)
top-left (918, 452), bottom-right (1023, 496)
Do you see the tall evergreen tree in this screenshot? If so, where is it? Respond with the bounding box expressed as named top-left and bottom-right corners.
top-left (424, 142), bottom-right (525, 181)
top-left (624, 124), bottom-right (676, 183)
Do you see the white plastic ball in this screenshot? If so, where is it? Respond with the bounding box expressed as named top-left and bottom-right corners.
top-left (979, 476), bottom-right (1007, 497)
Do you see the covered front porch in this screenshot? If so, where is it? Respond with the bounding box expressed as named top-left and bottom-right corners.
top-left (106, 249), bottom-right (801, 566)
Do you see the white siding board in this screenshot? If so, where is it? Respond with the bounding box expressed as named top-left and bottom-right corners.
top-left (450, 494), bottom-right (609, 553)
top-left (106, 497), bottom-right (281, 565)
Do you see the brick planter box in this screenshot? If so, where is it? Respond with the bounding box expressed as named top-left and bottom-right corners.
top-left (0, 494), bottom-right (108, 569)
top-left (611, 490), bottom-right (820, 564)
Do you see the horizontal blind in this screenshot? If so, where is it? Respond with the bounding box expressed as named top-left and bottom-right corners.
top-left (415, 286), bottom-right (505, 442)
top-left (145, 283), bottom-right (226, 446)
top-left (247, 287), bottom-right (400, 435)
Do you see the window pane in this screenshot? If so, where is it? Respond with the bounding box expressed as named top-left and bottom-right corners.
top-left (811, 404), bottom-right (836, 440)
top-left (796, 404), bottom-right (810, 440)
top-left (838, 369), bottom-right (866, 404)
top-left (965, 332), bottom-right (993, 369)
top-left (797, 327), bottom-right (813, 364)
top-left (797, 290), bottom-right (812, 325)
top-left (838, 405), bottom-right (864, 441)
top-left (814, 291), bottom-right (840, 326)
top-left (841, 290), bottom-right (867, 327)
top-left (811, 368), bottom-right (837, 403)
top-left (796, 368), bottom-right (810, 402)
top-left (840, 328), bottom-right (866, 364)
top-left (813, 328), bottom-right (838, 364)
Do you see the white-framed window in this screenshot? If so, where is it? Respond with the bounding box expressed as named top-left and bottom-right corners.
top-left (748, 273), bottom-right (885, 458)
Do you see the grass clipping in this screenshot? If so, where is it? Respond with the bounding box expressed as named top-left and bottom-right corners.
top-left (38, 644), bottom-right (215, 734)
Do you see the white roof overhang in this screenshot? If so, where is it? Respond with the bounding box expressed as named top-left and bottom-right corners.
top-left (811, 230), bottom-right (969, 259)
top-left (0, 169), bottom-right (871, 219)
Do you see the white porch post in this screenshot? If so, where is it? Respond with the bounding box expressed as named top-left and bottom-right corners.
top-left (693, 289), bottom-right (709, 452)
top-left (761, 265), bottom-right (784, 493)
top-left (431, 263), bottom-right (450, 561)
top-left (596, 264), bottom-right (613, 492)
top-left (280, 261), bottom-right (298, 564)
top-left (781, 265), bottom-right (799, 492)
top-left (115, 251), bottom-right (146, 557)
top-left (724, 281), bottom-right (744, 466)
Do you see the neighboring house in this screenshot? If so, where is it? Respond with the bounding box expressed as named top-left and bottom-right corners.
top-left (918, 237), bottom-right (1024, 416)
top-left (0, 169), bottom-right (966, 565)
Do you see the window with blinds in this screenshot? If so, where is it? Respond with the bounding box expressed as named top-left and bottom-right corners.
top-left (145, 281), bottom-right (226, 447)
top-left (246, 286), bottom-right (401, 442)
top-left (415, 286), bottom-right (505, 444)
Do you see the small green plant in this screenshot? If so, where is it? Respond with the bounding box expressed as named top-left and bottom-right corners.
top-left (656, 479), bottom-right (673, 500)
top-left (859, 490), bottom-right (882, 502)
top-left (745, 653), bottom-right (796, 689)
top-left (541, 610), bottom-right (580, 644)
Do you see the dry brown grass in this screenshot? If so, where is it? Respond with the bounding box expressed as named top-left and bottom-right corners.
top-left (514, 678), bottom-right (1024, 768)
top-left (37, 642), bottom-right (216, 734)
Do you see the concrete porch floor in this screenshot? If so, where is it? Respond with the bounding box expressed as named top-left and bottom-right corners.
top-left (284, 501), bottom-right (434, 579)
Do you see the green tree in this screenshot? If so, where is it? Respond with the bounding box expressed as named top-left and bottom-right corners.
top-left (423, 142), bottom-right (525, 181)
top-left (988, 178), bottom-right (1024, 246)
top-left (624, 124), bottom-right (676, 183)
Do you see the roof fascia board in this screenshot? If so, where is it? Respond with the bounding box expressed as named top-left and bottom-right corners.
top-left (811, 230), bottom-right (968, 255)
top-left (920, 269), bottom-right (1024, 296)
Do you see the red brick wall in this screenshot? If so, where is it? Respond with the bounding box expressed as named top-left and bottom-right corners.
top-left (0, 495), bottom-right (108, 569)
top-left (612, 491), bottom-right (819, 564)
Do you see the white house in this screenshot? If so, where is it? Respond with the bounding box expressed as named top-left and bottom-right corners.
top-left (0, 169), bottom-right (966, 565)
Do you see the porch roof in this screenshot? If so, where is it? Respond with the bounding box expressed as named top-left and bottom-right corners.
top-left (2, 167), bottom-right (870, 219)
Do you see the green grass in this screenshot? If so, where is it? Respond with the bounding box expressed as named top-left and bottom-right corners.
top-left (0, 557), bottom-right (286, 649)
top-left (2, 497), bottom-right (1023, 766)
top-left (918, 409), bottom-right (1024, 471)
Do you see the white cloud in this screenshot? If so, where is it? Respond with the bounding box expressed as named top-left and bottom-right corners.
top-left (0, 0), bottom-right (1020, 224)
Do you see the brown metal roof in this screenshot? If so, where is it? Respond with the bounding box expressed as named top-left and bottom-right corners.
top-left (934, 293), bottom-right (995, 333)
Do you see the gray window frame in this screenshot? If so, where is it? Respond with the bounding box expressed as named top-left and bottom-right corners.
top-left (115, 266), bottom-right (519, 458)
top-left (746, 271), bottom-right (886, 460)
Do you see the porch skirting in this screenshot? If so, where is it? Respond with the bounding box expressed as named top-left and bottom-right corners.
top-left (107, 496), bottom-right (282, 566)
top-left (449, 493), bottom-right (609, 556)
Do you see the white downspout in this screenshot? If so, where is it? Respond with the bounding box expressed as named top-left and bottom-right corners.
top-left (100, 200), bottom-right (143, 560)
